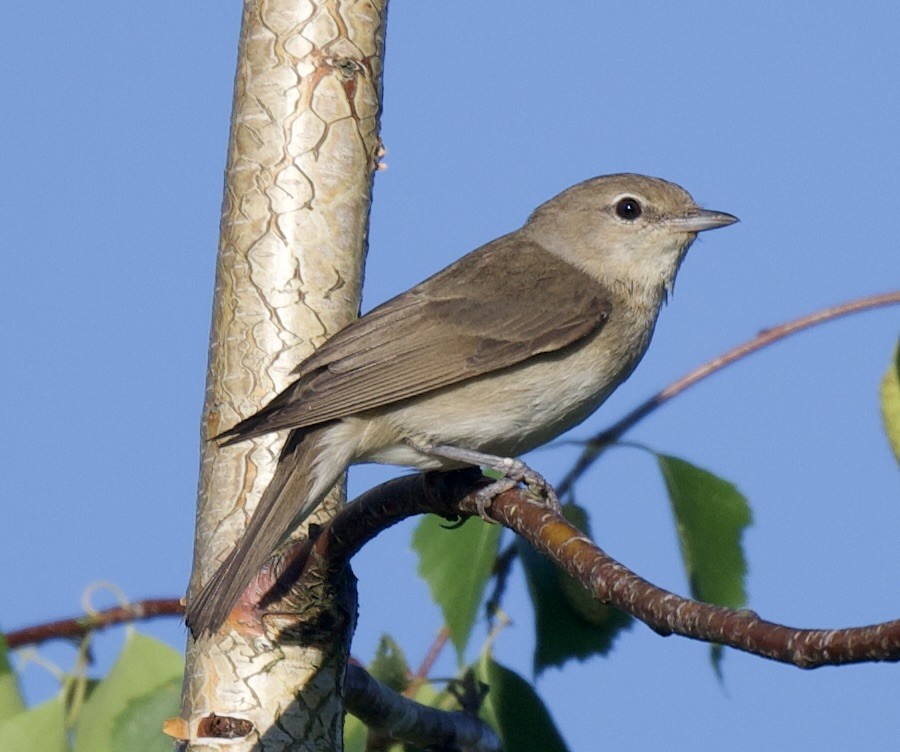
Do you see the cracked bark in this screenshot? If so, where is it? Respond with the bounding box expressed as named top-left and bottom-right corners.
top-left (178, 1), bottom-right (387, 749)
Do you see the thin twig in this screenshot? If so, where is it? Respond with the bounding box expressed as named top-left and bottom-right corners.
top-left (5, 598), bottom-right (183, 648)
top-left (411, 626), bottom-right (450, 685)
top-left (557, 290), bottom-right (900, 496)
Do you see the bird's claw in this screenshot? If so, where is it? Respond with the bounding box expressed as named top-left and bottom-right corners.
top-left (474, 458), bottom-right (562, 522)
top-left (473, 477), bottom-right (516, 522)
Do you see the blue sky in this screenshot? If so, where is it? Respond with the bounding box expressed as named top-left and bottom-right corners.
top-left (2, 2), bottom-right (899, 750)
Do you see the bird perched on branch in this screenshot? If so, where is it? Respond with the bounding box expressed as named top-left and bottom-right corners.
top-left (186, 172), bottom-right (737, 636)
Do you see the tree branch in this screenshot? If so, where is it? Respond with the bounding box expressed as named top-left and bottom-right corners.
top-left (302, 471), bottom-right (900, 669)
top-left (471, 483), bottom-right (900, 668)
top-left (411, 626), bottom-right (451, 685)
top-left (4, 599), bottom-right (183, 648)
top-left (345, 664), bottom-right (501, 752)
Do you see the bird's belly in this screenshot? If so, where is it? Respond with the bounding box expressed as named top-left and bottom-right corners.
top-left (357, 327), bottom-right (647, 470)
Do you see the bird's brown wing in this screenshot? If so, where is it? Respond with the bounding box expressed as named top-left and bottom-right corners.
top-left (218, 234), bottom-right (612, 443)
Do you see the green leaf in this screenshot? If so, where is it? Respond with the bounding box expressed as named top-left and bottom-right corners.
top-left (370, 634), bottom-right (410, 693)
top-left (710, 644), bottom-right (725, 682)
top-left (518, 504), bottom-right (631, 674)
top-left (658, 454), bottom-right (752, 610)
top-left (343, 711), bottom-right (368, 752)
top-left (73, 632), bottom-right (183, 752)
top-left (476, 653), bottom-right (569, 752)
top-left (0, 694), bottom-right (67, 752)
top-left (408, 680), bottom-right (443, 709)
top-left (412, 515), bottom-right (501, 659)
top-left (112, 676), bottom-right (181, 752)
top-left (880, 339), bottom-right (900, 465)
top-left (0, 635), bottom-right (26, 723)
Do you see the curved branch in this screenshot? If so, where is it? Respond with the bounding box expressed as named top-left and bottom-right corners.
top-left (557, 290), bottom-right (900, 496)
top-left (345, 664), bottom-right (501, 752)
top-left (303, 471), bottom-right (900, 668)
top-left (470, 484), bottom-right (900, 668)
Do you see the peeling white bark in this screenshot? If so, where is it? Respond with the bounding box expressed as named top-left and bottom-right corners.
top-left (179, 1), bottom-right (387, 749)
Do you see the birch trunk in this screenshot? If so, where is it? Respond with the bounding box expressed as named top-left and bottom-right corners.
top-left (177, 1), bottom-right (387, 748)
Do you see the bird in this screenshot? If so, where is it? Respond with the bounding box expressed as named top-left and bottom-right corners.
top-left (185, 173), bottom-right (738, 636)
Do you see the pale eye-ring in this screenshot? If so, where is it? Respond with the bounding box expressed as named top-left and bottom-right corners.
top-left (615, 197), bottom-right (642, 221)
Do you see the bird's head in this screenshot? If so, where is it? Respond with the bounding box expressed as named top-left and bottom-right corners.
top-left (524, 173), bottom-right (737, 301)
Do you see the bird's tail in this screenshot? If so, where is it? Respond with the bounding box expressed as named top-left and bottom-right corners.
top-left (185, 426), bottom-right (347, 637)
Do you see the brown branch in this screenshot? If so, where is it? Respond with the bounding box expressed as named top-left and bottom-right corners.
top-left (473, 486), bottom-right (900, 668)
top-left (4, 598), bottom-right (184, 649)
top-left (345, 664), bottom-right (501, 752)
top-left (411, 626), bottom-right (451, 685)
top-left (262, 469), bottom-right (485, 610)
top-left (265, 471), bottom-right (900, 668)
top-left (557, 290), bottom-right (900, 496)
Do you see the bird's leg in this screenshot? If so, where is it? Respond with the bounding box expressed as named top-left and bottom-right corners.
top-left (412, 442), bottom-right (561, 521)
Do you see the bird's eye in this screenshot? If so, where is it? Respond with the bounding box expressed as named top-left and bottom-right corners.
top-left (615, 197), bottom-right (642, 221)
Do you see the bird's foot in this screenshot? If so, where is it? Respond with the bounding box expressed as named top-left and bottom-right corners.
top-left (411, 442), bottom-right (561, 521)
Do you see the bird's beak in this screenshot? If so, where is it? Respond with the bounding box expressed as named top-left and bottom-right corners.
top-left (666, 209), bottom-right (739, 233)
